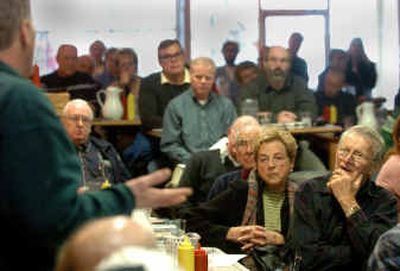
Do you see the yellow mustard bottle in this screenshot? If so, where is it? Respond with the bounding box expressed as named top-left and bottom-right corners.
top-left (127, 92), bottom-right (135, 121)
top-left (178, 235), bottom-right (194, 271)
top-left (330, 105), bottom-right (337, 124)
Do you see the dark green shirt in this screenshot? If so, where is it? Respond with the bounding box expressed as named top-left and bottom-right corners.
top-left (0, 62), bottom-right (135, 270)
top-left (241, 73), bottom-right (317, 121)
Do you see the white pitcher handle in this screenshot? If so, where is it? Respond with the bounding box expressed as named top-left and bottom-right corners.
top-left (356, 104), bottom-right (362, 119)
top-left (96, 90), bottom-right (106, 108)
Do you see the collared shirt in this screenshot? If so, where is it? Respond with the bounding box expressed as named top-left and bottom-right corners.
top-left (139, 71), bottom-right (191, 129)
top-left (292, 174), bottom-right (397, 271)
top-left (161, 88), bottom-right (237, 164)
top-left (241, 73), bottom-right (317, 121)
top-left (160, 68), bottom-right (191, 85)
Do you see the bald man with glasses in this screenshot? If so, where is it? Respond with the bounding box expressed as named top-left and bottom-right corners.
top-left (62, 99), bottom-right (131, 191)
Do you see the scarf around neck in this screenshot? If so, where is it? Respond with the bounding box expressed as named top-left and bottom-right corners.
top-left (241, 169), bottom-right (297, 226)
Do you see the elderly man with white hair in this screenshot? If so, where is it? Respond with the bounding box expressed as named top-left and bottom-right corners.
top-left (62, 99), bottom-right (131, 191)
top-left (291, 125), bottom-right (397, 270)
top-left (161, 57), bottom-right (237, 165)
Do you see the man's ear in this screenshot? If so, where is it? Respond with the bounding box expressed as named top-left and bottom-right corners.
top-left (19, 19), bottom-right (35, 49)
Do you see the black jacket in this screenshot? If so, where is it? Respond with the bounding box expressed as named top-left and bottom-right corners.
top-left (183, 176), bottom-right (293, 254)
top-left (292, 174), bottom-right (397, 271)
top-left (179, 150), bottom-right (238, 206)
top-left (78, 136), bottom-right (131, 185)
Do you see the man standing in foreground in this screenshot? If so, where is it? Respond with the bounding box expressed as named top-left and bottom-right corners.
top-left (292, 125), bottom-right (397, 270)
top-left (0, 1), bottom-right (191, 270)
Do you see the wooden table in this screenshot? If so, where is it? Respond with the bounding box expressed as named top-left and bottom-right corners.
top-left (92, 118), bottom-right (141, 126)
top-left (146, 125), bottom-right (342, 170)
top-left (288, 125), bottom-right (343, 135)
top-left (91, 120), bottom-right (343, 170)
top-left (146, 125), bottom-right (343, 138)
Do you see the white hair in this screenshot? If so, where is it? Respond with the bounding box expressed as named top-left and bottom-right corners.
top-left (62, 99), bottom-right (94, 120)
top-left (190, 57), bottom-right (216, 73)
top-left (340, 125), bottom-right (385, 163)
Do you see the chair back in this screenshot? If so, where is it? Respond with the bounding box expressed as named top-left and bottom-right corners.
top-left (46, 92), bottom-right (70, 116)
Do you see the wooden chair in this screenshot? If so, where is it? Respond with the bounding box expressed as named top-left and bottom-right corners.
top-left (46, 92), bottom-right (70, 116)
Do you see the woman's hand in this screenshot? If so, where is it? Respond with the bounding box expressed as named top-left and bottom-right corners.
top-left (226, 225), bottom-right (285, 252)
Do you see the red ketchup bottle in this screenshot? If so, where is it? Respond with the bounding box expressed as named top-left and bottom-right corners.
top-left (195, 244), bottom-right (208, 271)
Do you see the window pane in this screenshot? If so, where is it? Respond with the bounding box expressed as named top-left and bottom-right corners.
top-left (260, 0), bottom-right (327, 10)
top-left (191, 0), bottom-right (258, 66)
top-left (265, 15), bottom-right (326, 90)
top-left (330, 0), bottom-right (399, 108)
top-left (32, 0), bottom-right (176, 77)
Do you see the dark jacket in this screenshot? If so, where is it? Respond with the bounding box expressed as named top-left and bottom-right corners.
top-left (207, 169), bottom-right (242, 200)
top-left (241, 73), bottom-right (317, 121)
top-left (179, 150), bottom-right (238, 206)
top-left (183, 176), bottom-right (294, 254)
top-left (40, 71), bottom-right (99, 101)
top-left (138, 72), bottom-right (190, 130)
top-left (0, 62), bottom-right (134, 270)
top-left (78, 136), bottom-right (131, 186)
top-left (314, 90), bottom-right (357, 125)
top-left (292, 174), bottom-right (397, 271)
top-left (291, 55), bottom-right (309, 83)
top-left (345, 60), bottom-right (377, 98)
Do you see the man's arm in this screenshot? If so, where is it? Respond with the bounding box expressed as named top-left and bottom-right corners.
top-left (327, 169), bottom-right (397, 258)
top-left (367, 225), bottom-right (400, 271)
top-left (295, 88), bottom-right (318, 119)
top-left (3, 83), bottom-right (191, 247)
top-left (222, 99), bottom-right (238, 130)
top-left (178, 153), bottom-right (205, 205)
top-left (182, 180), bottom-right (248, 253)
top-left (138, 75), bottom-right (163, 129)
top-left (292, 182), bottom-right (353, 271)
top-left (160, 101), bottom-right (191, 164)
top-left (106, 143), bottom-right (132, 183)
top-left (345, 189), bottom-right (397, 258)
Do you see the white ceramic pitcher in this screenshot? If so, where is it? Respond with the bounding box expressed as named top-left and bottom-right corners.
top-left (356, 101), bottom-right (378, 130)
top-left (96, 86), bottom-right (124, 120)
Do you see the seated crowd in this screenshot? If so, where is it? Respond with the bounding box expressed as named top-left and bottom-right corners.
top-left (36, 33), bottom-right (400, 271)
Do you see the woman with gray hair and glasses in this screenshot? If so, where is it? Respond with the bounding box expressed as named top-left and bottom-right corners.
top-left (291, 125), bottom-right (397, 271)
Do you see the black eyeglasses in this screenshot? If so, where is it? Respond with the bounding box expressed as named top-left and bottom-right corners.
top-left (337, 148), bottom-right (368, 163)
top-left (159, 51), bottom-right (183, 61)
top-left (64, 114), bottom-right (92, 126)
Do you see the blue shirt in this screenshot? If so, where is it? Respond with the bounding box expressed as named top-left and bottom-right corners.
top-left (161, 89), bottom-right (237, 164)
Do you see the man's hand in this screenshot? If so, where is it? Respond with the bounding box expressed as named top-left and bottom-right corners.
top-left (125, 169), bottom-right (192, 208)
top-left (327, 168), bottom-right (363, 216)
top-left (277, 111), bottom-right (297, 123)
top-left (119, 70), bottom-right (131, 87)
top-left (226, 225), bottom-right (284, 252)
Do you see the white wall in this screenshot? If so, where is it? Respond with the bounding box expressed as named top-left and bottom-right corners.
top-left (31, 0), bottom-right (400, 109)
